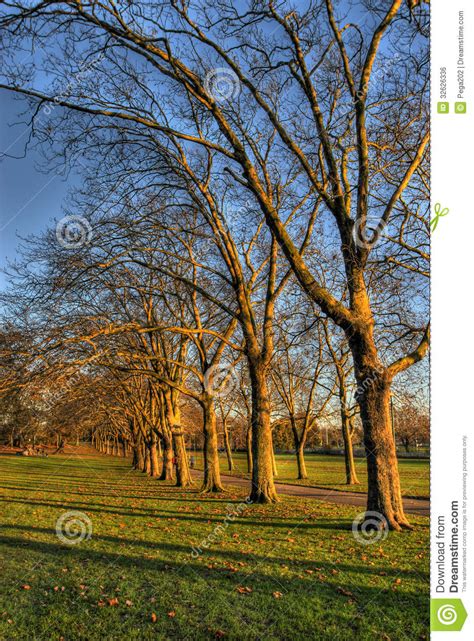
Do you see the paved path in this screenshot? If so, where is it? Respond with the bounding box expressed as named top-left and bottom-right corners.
top-left (191, 470), bottom-right (429, 517)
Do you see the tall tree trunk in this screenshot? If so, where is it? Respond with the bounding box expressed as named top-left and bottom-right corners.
top-left (341, 414), bottom-right (360, 485)
top-left (134, 438), bottom-right (144, 470)
top-left (159, 432), bottom-right (174, 481)
top-left (248, 360), bottom-right (278, 503)
top-left (222, 418), bottom-right (234, 472)
top-left (291, 419), bottom-right (308, 480)
top-left (246, 425), bottom-right (253, 474)
top-left (200, 396), bottom-right (224, 492)
top-left (143, 443), bottom-right (151, 474)
top-left (354, 359), bottom-right (409, 530)
top-left (149, 435), bottom-right (160, 477)
top-left (296, 441), bottom-right (308, 480)
top-left (172, 430), bottom-right (193, 487)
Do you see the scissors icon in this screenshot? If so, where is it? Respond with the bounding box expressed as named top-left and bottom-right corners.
top-left (430, 203), bottom-right (449, 232)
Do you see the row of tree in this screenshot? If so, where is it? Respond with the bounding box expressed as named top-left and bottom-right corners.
top-left (0, 0), bottom-right (430, 529)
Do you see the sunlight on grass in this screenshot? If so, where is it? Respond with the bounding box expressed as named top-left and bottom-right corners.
top-left (0, 454), bottom-right (429, 640)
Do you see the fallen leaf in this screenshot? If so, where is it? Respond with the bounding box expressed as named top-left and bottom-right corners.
top-left (151, 612), bottom-right (157, 623)
top-left (21, 585), bottom-right (31, 590)
top-left (272, 591), bottom-right (283, 599)
top-left (167, 611), bottom-right (176, 618)
top-left (108, 597), bottom-right (119, 606)
top-left (236, 586), bottom-right (252, 594)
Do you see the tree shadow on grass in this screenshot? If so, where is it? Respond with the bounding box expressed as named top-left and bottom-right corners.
top-left (0, 532), bottom-right (429, 641)
top-left (0, 495), bottom-right (356, 532)
top-left (0, 524), bottom-right (429, 584)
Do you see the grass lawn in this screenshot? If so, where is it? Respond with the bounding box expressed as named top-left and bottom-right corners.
top-left (192, 452), bottom-right (429, 499)
top-left (0, 453), bottom-right (429, 640)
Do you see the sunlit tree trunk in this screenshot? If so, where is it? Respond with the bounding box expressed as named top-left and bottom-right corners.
top-left (248, 359), bottom-right (278, 503)
top-left (149, 433), bottom-right (160, 477)
top-left (200, 395), bottom-right (224, 492)
top-left (246, 425), bottom-right (253, 474)
top-left (350, 326), bottom-right (410, 530)
top-left (341, 414), bottom-right (359, 485)
top-left (159, 431), bottom-right (174, 481)
top-left (222, 417), bottom-right (234, 472)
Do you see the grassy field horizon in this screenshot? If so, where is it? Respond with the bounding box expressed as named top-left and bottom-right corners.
top-left (191, 451), bottom-right (429, 499)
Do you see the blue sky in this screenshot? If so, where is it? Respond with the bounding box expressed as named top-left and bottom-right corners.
top-left (0, 91), bottom-right (73, 290)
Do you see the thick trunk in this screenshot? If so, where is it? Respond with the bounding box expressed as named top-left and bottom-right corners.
top-left (159, 433), bottom-right (174, 481)
top-left (121, 440), bottom-right (127, 458)
top-left (134, 440), bottom-right (145, 470)
top-left (341, 414), bottom-right (360, 485)
top-left (355, 365), bottom-right (409, 530)
top-left (132, 445), bottom-right (139, 469)
top-left (201, 397), bottom-right (224, 492)
top-left (246, 425), bottom-right (253, 474)
top-left (149, 438), bottom-right (160, 477)
top-left (172, 431), bottom-right (193, 488)
top-left (248, 360), bottom-right (278, 503)
top-left (223, 420), bottom-right (234, 472)
top-left (143, 444), bottom-right (151, 474)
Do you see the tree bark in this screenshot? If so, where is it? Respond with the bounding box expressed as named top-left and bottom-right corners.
top-left (291, 419), bottom-right (308, 480)
top-left (271, 445), bottom-right (278, 477)
top-left (143, 443), bottom-right (151, 474)
top-left (246, 425), bottom-right (253, 474)
top-left (296, 441), bottom-right (308, 480)
top-left (159, 432), bottom-right (174, 481)
top-left (172, 430), bottom-right (193, 487)
top-left (222, 418), bottom-right (234, 472)
top-left (248, 360), bottom-right (278, 503)
top-left (149, 436), bottom-right (160, 477)
top-left (341, 414), bottom-right (360, 485)
top-left (354, 360), bottom-right (409, 530)
top-left (200, 396), bottom-right (224, 492)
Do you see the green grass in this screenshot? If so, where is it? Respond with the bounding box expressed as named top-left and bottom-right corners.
top-left (192, 452), bottom-right (429, 499)
top-left (0, 453), bottom-right (429, 640)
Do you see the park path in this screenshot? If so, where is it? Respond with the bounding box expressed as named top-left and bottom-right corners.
top-left (191, 470), bottom-right (429, 517)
